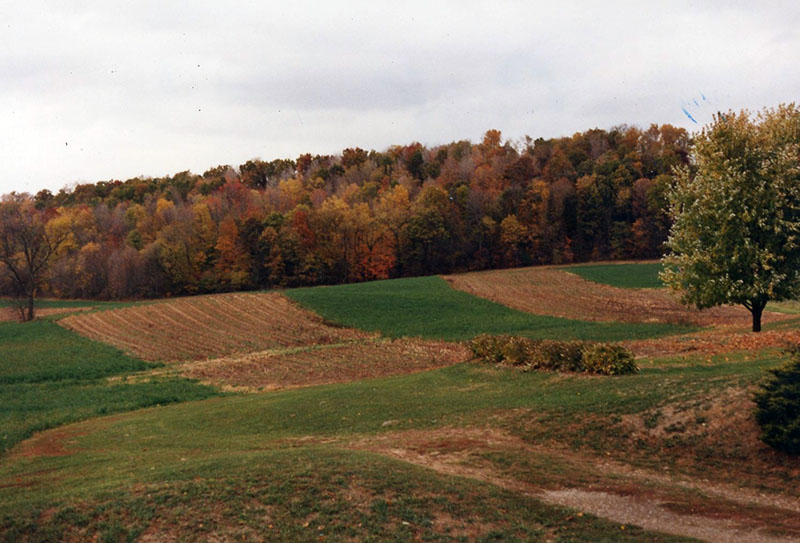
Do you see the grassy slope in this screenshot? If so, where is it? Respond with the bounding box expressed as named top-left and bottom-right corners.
top-left (564, 262), bottom-right (665, 288)
top-left (0, 320), bottom-right (218, 455)
top-left (286, 275), bottom-right (693, 342)
top-left (2, 263), bottom-right (796, 541)
top-left (1, 448), bottom-right (692, 543)
top-left (3, 351), bottom-right (771, 541)
top-left (768, 300), bottom-right (800, 314)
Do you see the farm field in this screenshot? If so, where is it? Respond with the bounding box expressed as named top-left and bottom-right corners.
top-left (564, 261), bottom-right (666, 289)
top-left (177, 338), bottom-right (469, 391)
top-left (443, 265), bottom-right (787, 327)
top-left (60, 292), bottom-right (372, 361)
top-left (1, 261), bottom-right (799, 542)
top-left (0, 320), bottom-right (218, 456)
top-left (286, 275), bottom-right (695, 342)
top-left (0, 298), bottom-right (147, 323)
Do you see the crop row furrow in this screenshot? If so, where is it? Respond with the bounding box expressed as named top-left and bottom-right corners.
top-left (58, 291), bottom-right (366, 362)
top-left (110, 308), bottom-right (204, 359)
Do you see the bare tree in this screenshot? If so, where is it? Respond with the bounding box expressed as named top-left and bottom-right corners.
top-left (0, 195), bottom-right (71, 321)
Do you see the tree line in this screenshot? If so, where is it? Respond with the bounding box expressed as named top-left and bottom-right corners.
top-left (1, 124), bottom-right (689, 302)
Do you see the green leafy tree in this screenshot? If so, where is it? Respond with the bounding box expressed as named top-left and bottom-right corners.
top-left (661, 104), bottom-right (800, 332)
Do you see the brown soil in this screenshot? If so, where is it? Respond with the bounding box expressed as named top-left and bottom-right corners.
top-left (176, 338), bottom-right (471, 391)
top-left (351, 426), bottom-right (800, 543)
top-left (444, 266), bottom-right (788, 327)
top-left (59, 292), bottom-right (373, 362)
top-left (11, 426), bottom-right (89, 458)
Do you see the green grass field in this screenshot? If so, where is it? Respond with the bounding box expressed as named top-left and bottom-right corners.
top-left (3, 349), bottom-right (775, 541)
top-left (0, 320), bottom-right (218, 455)
top-left (768, 300), bottom-right (800, 314)
top-left (0, 446), bottom-right (693, 543)
top-left (565, 262), bottom-right (665, 288)
top-left (286, 275), bottom-right (692, 342)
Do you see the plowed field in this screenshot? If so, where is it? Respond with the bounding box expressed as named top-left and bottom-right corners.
top-left (178, 338), bottom-right (470, 391)
top-left (444, 267), bottom-right (787, 327)
top-left (59, 292), bottom-right (372, 361)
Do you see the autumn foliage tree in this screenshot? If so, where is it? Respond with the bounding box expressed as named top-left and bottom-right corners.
top-left (0, 195), bottom-right (72, 320)
top-left (1, 123), bottom-right (695, 301)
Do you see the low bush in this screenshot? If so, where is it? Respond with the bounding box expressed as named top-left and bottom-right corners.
top-left (468, 335), bottom-right (638, 375)
top-left (501, 336), bottom-right (539, 366)
top-left (469, 334), bottom-right (510, 363)
top-left (753, 346), bottom-right (800, 455)
top-left (534, 340), bottom-right (587, 372)
top-left (581, 343), bottom-right (639, 375)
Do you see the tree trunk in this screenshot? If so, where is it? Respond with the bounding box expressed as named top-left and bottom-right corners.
top-left (749, 299), bottom-right (766, 333)
top-left (26, 293), bottom-right (35, 322)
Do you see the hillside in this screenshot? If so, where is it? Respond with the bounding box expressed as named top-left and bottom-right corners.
top-left (1, 262), bottom-right (799, 542)
top-left (3, 125), bottom-right (684, 303)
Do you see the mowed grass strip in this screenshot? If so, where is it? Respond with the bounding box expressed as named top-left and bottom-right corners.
top-left (564, 262), bottom-right (665, 289)
top-left (0, 298), bottom-right (142, 322)
top-left (0, 320), bottom-right (218, 455)
top-left (0, 321), bottom-right (154, 384)
top-left (286, 275), bottom-right (694, 341)
top-left (0, 298), bottom-right (122, 309)
top-left (60, 292), bottom-right (372, 362)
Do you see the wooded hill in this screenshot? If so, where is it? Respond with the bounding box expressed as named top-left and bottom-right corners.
top-left (4, 124), bottom-right (688, 299)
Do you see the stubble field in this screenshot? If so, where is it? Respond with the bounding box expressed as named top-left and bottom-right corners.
top-left (59, 292), bottom-right (372, 362)
top-left (444, 263), bottom-right (785, 327)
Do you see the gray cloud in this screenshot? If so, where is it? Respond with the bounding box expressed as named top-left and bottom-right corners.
top-left (2, 1), bottom-right (799, 193)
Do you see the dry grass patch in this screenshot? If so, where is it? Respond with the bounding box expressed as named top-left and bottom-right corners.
top-left (59, 292), bottom-right (372, 362)
top-left (626, 327), bottom-right (800, 358)
top-left (177, 338), bottom-right (470, 391)
top-left (444, 266), bottom-right (789, 327)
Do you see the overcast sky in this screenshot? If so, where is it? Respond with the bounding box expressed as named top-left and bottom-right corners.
top-left (1, 1), bottom-right (798, 195)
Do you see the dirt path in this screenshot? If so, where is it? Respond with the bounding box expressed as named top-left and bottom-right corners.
top-left (542, 489), bottom-right (794, 543)
top-left (350, 427), bottom-right (800, 543)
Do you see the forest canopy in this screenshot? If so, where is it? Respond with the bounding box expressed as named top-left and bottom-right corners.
top-left (1, 124), bottom-right (688, 300)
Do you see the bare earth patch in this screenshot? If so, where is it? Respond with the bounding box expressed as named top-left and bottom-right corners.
top-left (59, 292), bottom-right (372, 362)
top-left (11, 426), bottom-right (90, 459)
top-left (444, 266), bottom-right (788, 327)
top-left (351, 427), bottom-right (800, 543)
top-left (176, 338), bottom-right (471, 391)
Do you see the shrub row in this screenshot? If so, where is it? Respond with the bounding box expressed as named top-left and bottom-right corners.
top-left (469, 334), bottom-right (638, 375)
